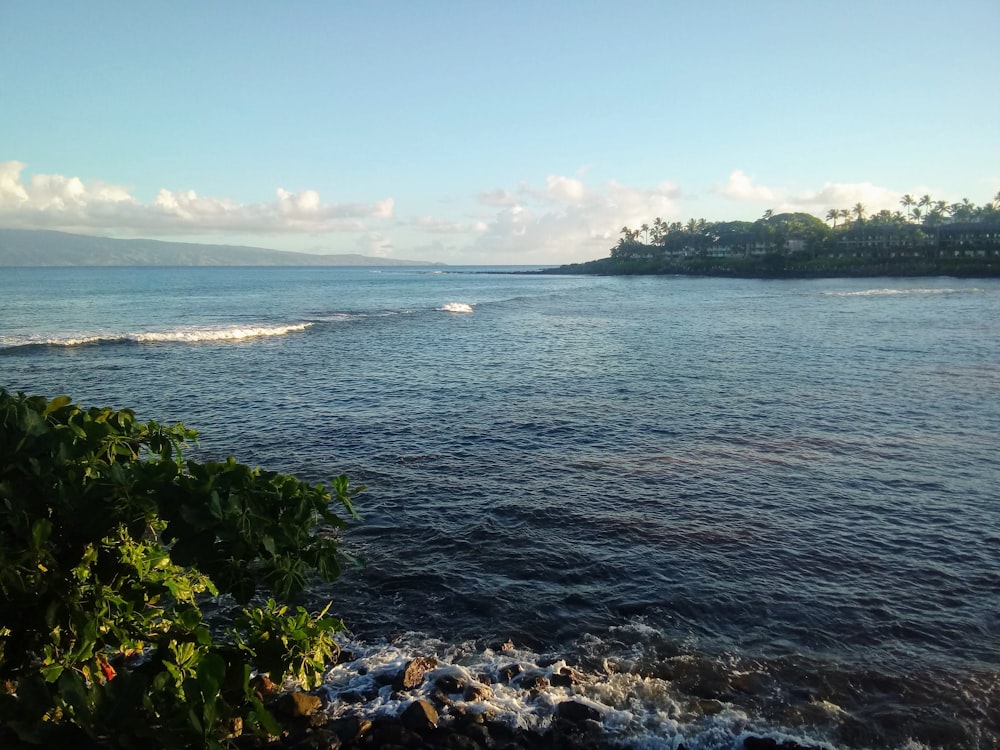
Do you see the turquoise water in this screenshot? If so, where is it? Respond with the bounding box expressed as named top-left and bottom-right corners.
top-left (2, 267), bottom-right (998, 748)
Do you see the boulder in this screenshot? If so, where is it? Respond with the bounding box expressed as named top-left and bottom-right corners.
top-left (401, 698), bottom-right (440, 731)
top-left (393, 656), bottom-right (437, 691)
top-left (555, 700), bottom-right (601, 723)
top-left (275, 691), bottom-right (323, 719)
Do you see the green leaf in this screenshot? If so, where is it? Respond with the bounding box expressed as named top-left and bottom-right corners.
top-left (42, 395), bottom-right (72, 417)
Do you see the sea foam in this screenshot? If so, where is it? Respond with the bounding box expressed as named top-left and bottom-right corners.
top-left (0, 322), bottom-right (312, 349)
top-left (439, 302), bottom-right (474, 313)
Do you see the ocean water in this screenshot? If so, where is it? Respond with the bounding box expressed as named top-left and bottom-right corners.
top-left (2, 266), bottom-right (998, 749)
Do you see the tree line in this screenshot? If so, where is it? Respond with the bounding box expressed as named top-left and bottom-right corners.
top-left (613, 190), bottom-right (1000, 261)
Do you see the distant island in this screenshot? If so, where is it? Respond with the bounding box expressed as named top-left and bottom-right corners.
top-left (0, 229), bottom-right (442, 267)
top-left (544, 192), bottom-right (1000, 278)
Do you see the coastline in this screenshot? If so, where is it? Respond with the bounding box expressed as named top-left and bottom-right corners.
top-left (535, 255), bottom-right (1000, 279)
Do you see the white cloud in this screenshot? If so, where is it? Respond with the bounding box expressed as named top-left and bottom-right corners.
top-left (477, 188), bottom-right (517, 207)
top-left (356, 231), bottom-right (395, 258)
top-left (412, 215), bottom-right (488, 234)
top-left (465, 176), bottom-right (681, 264)
top-left (785, 181), bottom-right (909, 214)
top-left (0, 161), bottom-right (393, 235)
top-left (716, 169), bottom-right (929, 217)
top-left (545, 175), bottom-right (588, 203)
top-left (717, 169), bottom-right (779, 202)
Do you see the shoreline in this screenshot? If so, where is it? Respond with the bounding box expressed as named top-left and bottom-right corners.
top-left (534, 256), bottom-right (1000, 279)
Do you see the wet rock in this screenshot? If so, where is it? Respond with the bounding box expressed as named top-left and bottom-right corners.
top-left (436, 673), bottom-right (467, 694)
top-left (515, 671), bottom-right (549, 691)
top-left (550, 666), bottom-right (583, 687)
top-left (293, 728), bottom-right (342, 750)
top-left (335, 649), bottom-right (356, 665)
top-left (498, 663), bottom-right (524, 682)
top-left (555, 700), bottom-right (602, 723)
top-left (697, 698), bottom-right (725, 716)
top-left (462, 723), bottom-right (493, 748)
top-left (431, 688), bottom-right (455, 707)
top-left (742, 737), bottom-right (823, 750)
top-left (489, 639), bottom-right (516, 653)
top-left (338, 688), bottom-right (377, 704)
top-left (393, 656), bottom-right (437, 691)
top-left (372, 718), bottom-right (423, 746)
top-left (250, 674), bottom-right (278, 701)
top-left (328, 717), bottom-right (371, 744)
top-left (730, 672), bottom-right (767, 695)
top-left (275, 691), bottom-right (323, 719)
top-left (401, 698), bottom-right (439, 731)
top-left (464, 681), bottom-right (494, 701)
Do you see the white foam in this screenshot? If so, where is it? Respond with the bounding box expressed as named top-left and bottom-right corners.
top-left (439, 302), bottom-right (474, 313)
top-left (316, 633), bottom-right (835, 750)
top-left (0, 322), bottom-right (312, 348)
top-left (822, 288), bottom-right (982, 297)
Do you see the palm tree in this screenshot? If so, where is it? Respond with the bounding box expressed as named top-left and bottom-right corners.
top-left (852, 202), bottom-right (866, 224)
top-left (761, 209), bottom-right (774, 221)
top-left (918, 194), bottom-right (932, 220)
top-left (825, 208), bottom-right (839, 229)
top-left (838, 208), bottom-right (851, 225)
top-left (900, 194), bottom-right (915, 221)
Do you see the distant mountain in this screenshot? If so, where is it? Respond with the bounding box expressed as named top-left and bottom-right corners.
top-left (0, 229), bottom-right (442, 267)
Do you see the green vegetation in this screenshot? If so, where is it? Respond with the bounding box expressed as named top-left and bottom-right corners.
top-left (0, 390), bottom-right (361, 748)
top-left (553, 191), bottom-right (1000, 277)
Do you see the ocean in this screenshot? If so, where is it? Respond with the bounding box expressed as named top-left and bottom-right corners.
top-left (2, 266), bottom-right (998, 749)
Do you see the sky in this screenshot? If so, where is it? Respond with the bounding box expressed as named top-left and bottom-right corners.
top-left (2, 1), bottom-right (998, 265)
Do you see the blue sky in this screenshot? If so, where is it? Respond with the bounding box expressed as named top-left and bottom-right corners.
top-left (2, 1), bottom-right (998, 264)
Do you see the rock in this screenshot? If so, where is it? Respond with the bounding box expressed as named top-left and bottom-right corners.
top-left (249, 674), bottom-right (277, 701)
top-left (372, 718), bottom-right (423, 746)
top-left (555, 700), bottom-right (602, 723)
top-left (463, 682), bottom-right (493, 701)
top-left (462, 723), bottom-right (493, 748)
top-left (730, 672), bottom-right (767, 695)
top-left (498, 663), bottom-right (523, 682)
top-left (335, 648), bottom-right (356, 665)
top-left (698, 698), bottom-right (725, 716)
top-left (516, 672), bottom-right (549, 691)
top-left (742, 737), bottom-right (824, 750)
top-left (276, 691), bottom-right (323, 718)
top-left (401, 698), bottom-right (439, 731)
top-left (550, 666), bottom-right (583, 687)
top-left (489, 639), bottom-right (516, 653)
top-left (328, 717), bottom-right (371, 743)
top-left (435, 673), bottom-right (467, 694)
top-left (393, 657), bottom-right (437, 691)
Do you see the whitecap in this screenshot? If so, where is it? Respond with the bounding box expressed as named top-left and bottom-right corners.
top-left (439, 302), bottom-right (474, 313)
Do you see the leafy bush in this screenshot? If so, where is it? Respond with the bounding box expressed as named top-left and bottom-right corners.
top-left (0, 390), bottom-right (360, 748)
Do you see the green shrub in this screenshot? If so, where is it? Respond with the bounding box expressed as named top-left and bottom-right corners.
top-left (0, 389), bottom-right (361, 748)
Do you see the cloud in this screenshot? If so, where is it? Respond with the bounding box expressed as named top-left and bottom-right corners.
top-left (716, 169), bottom-right (925, 216)
top-left (545, 175), bottom-right (588, 203)
top-left (412, 215), bottom-right (488, 234)
top-left (465, 176), bottom-right (681, 264)
top-left (717, 169), bottom-right (780, 202)
top-left (477, 188), bottom-right (518, 207)
top-left (356, 231), bottom-right (395, 258)
top-left (0, 161), bottom-right (393, 235)
top-left (785, 181), bottom-right (907, 214)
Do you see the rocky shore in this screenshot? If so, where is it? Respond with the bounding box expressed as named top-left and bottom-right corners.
top-left (243, 642), bottom-right (829, 750)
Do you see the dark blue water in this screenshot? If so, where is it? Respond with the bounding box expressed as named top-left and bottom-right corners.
top-left (2, 267), bottom-right (998, 749)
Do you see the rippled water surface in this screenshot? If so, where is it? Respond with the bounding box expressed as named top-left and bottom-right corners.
top-left (2, 267), bottom-right (998, 749)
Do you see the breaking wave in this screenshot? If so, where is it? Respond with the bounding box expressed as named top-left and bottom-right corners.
top-left (0, 322), bottom-right (312, 350)
top-left (821, 287), bottom-right (983, 297)
top-left (439, 302), bottom-right (474, 313)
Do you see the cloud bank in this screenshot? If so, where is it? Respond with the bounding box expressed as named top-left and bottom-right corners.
top-left (716, 169), bottom-right (912, 216)
top-left (0, 161), bottom-right (394, 235)
top-left (3, 159), bottom-right (935, 264)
